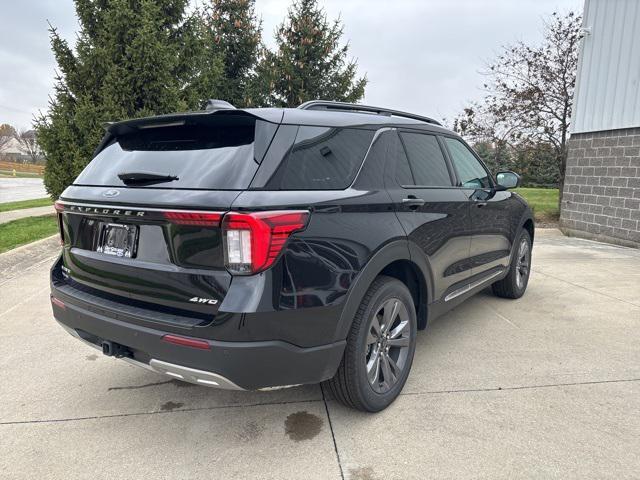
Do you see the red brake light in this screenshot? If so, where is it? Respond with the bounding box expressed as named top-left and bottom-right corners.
top-left (162, 334), bottom-right (211, 350)
top-left (222, 210), bottom-right (309, 275)
top-left (162, 211), bottom-right (222, 226)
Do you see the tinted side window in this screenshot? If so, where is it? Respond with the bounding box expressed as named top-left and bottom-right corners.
top-left (399, 132), bottom-right (451, 187)
top-left (395, 139), bottom-right (414, 186)
top-left (444, 137), bottom-right (491, 188)
top-left (354, 130), bottom-right (393, 188)
top-left (279, 127), bottom-right (374, 190)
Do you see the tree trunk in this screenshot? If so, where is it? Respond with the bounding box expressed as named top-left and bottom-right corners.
top-left (558, 147), bottom-right (567, 213)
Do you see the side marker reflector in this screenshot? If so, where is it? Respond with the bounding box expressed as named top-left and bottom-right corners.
top-left (161, 334), bottom-right (211, 350)
top-left (51, 296), bottom-right (66, 310)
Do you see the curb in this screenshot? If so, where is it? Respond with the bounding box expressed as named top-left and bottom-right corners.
top-left (0, 234), bottom-right (59, 259)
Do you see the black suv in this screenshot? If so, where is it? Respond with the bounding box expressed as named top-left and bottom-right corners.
top-left (51, 100), bottom-right (533, 412)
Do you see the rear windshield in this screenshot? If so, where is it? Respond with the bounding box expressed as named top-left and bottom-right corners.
top-left (74, 116), bottom-right (270, 190)
top-left (276, 126), bottom-right (375, 190)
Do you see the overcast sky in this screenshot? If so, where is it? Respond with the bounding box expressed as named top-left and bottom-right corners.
top-left (0, 0), bottom-right (582, 130)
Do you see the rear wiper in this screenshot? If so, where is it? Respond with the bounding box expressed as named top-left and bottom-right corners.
top-left (117, 171), bottom-right (179, 185)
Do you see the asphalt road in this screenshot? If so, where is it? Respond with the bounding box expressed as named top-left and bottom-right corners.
top-left (1, 230), bottom-right (639, 479)
top-left (0, 177), bottom-right (47, 203)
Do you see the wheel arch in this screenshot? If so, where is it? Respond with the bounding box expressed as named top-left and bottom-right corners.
top-left (507, 212), bottom-right (535, 264)
top-left (522, 217), bottom-right (535, 243)
top-left (333, 240), bottom-right (433, 342)
top-left (511, 210), bottom-right (535, 262)
top-left (379, 259), bottom-right (429, 330)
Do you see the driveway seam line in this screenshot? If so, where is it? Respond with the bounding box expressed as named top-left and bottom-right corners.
top-left (320, 384), bottom-right (345, 480)
top-left (532, 268), bottom-right (640, 308)
top-left (0, 398), bottom-right (322, 426)
top-left (397, 377), bottom-right (640, 397)
top-left (0, 285), bottom-right (50, 318)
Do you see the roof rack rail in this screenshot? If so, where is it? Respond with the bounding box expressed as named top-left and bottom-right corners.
top-left (298, 100), bottom-right (442, 126)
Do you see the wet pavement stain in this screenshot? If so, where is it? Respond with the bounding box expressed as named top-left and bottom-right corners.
top-left (284, 411), bottom-right (323, 442)
top-left (160, 401), bottom-right (184, 412)
top-left (85, 354), bottom-right (98, 361)
top-left (108, 379), bottom-right (174, 391)
top-left (349, 466), bottom-right (379, 480)
top-left (108, 378), bottom-right (197, 391)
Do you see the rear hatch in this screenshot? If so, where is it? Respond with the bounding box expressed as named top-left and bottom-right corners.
top-left (56, 110), bottom-right (279, 322)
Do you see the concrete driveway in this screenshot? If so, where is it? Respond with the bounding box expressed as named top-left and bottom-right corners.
top-left (0, 177), bottom-right (47, 203)
top-left (1, 230), bottom-right (639, 479)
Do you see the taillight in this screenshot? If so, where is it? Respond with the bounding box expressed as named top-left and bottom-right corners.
top-left (222, 210), bottom-right (309, 275)
top-left (54, 201), bottom-right (65, 246)
top-left (162, 211), bottom-right (222, 226)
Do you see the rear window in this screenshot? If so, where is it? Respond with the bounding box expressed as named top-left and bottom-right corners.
top-left (277, 127), bottom-right (375, 190)
top-left (74, 116), bottom-right (272, 190)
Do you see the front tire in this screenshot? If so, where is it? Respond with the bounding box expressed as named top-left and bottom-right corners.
top-left (492, 229), bottom-right (532, 299)
top-left (324, 276), bottom-right (417, 412)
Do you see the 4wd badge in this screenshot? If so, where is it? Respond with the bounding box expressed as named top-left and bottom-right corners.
top-left (189, 297), bottom-right (218, 305)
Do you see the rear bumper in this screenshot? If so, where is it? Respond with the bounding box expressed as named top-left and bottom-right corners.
top-left (51, 284), bottom-right (346, 391)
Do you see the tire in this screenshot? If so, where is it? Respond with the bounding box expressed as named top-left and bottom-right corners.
top-left (492, 229), bottom-right (532, 299)
top-left (323, 275), bottom-right (417, 412)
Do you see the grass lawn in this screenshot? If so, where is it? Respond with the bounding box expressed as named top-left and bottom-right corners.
top-left (514, 187), bottom-right (560, 222)
top-left (0, 170), bottom-right (43, 178)
top-left (0, 197), bottom-right (52, 213)
top-left (0, 215), bottom-right (59, 253)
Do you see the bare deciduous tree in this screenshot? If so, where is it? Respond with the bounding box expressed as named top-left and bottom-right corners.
top-left (0, 123), bottom-right (17, 150)
top-left (14, 129), bottom-right (41, 164)
top-left (454, 11), bottom-right (582, 204)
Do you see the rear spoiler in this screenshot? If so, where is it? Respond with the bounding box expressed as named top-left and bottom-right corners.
top-left (94, 108), bottom-right (284, 157)
top-left (102, 109), bottom-right (283, 136)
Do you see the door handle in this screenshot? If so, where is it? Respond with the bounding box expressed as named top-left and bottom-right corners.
top-left (402, 197), bottom-right (425, 209)
top-left (472, 196), bottom-right (488, 207)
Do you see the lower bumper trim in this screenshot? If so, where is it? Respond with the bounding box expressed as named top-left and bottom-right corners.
top-left (53, 297), bottom-right (346, 390)
top-left (57, 319), bottom-right (244, 390)
top-left (148, 359), bottom-right (243, 390)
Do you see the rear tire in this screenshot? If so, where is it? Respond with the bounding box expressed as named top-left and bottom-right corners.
top-left (492, 229), bottom-right (532, 299)
top-left (323, 276), bottom-right (417, 412)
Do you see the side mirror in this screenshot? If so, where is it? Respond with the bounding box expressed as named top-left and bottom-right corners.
top-left (495, 171), bottom-right (521, 189)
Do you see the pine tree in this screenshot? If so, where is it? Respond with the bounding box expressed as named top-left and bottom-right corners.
top-left (35, 0), bottom-right (222, 199)
top-left (205, 0), bottom-right (262, 107)
top-left (257, 0), bottom-right (367, 107)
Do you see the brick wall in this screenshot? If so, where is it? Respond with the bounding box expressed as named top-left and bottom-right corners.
top-left (560, 127), bottom-right (640, 248)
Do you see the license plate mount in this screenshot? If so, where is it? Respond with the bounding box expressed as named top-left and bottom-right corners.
top-left (97, 223), bottom-right (139, 258)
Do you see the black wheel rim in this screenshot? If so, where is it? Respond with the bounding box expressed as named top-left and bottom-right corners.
top-left (515, 238), bottom-right (530, 289)
top-left (365, 298), bottom-right (411, 394)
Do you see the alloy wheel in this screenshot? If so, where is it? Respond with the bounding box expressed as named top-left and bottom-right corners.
top-left (365, 298), bottom-right (412, 394)
top-left (515, 238), bottom-right (530, 289)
